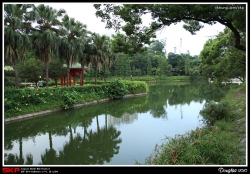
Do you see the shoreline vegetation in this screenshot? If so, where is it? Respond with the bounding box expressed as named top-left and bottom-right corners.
top-left (4, 77), bottom-right (246, 165)
top-left (137, 81), bottom-right (246, 165)
top-left (4, 76), bottom-right (192, 119)
top-left (4, 92), bottom-right (147, 124)
top-left (4, 78), bottom-right (149, 119)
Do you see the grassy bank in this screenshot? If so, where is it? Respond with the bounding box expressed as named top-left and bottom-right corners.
top-left (4, 79), bottom-right (148, 118)
top-left (138, 82), bottom-right (246, 165)
top-left (4, 76), bottom-right (196, 118)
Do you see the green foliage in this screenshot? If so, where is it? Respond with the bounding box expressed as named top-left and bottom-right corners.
top-left (48, 57), bottom-right (67, 85)
top-left (200, 100), bottom-right (233, 125)
top-left (4, 76), bottom-right (16, 87)
top-left (61, 91), bottom-right (77, 109)
top-left (130, 52), bottom-right (148, 76)
top-left (157, 55), bottom-right (172, 77)
top-left (189, 67), bottom-right (201, 80)
top-left (107, 78), bottom-right (129, 99)
top-left (167, 52), bottom-right (186, 75)
top-left (184, 54), bottom-right (190, 75)
top-left (18, 57), bottom-right (45, 84)
top-left (4, 70), bottom-right (15, 77)
top-left (200, 28), bottom-right (246, 83)
top-left (133, 83), bottom-right (245, 165)
top-left (4, 5), bottom-right (34, 89)
top-left (94, 4), bottom-right (246, 52)
top-left (143, 126), bottom-right (242, 165)
top-left (146, 57), bottom-right (152, 75)
top-left (149, 40), bottom-right (166, 55)
top-left (111, 33), bottom-right (150, 55)
top-left (4, 79), bottom-right (147, 118)
top-left (190, 75), bottom-right (207, 82)
top-left (110, 29), bottom-right (155, 55)
top-left (114, 53), bottom-right (131, 78)
top-left (124, 80), bottom-right (148, 94)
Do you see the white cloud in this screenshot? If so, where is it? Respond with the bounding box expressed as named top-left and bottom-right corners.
top-left (41, 3), bottom-right (225, 56)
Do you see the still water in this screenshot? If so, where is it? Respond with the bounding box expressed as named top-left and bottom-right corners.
top-left (4, 82), bottom-right (233, 165)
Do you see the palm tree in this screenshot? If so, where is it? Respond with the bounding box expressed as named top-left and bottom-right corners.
top-left (32, 4), bottom-right (66, 87)
top-left (91, 33), bottom-right (109, 85)
top-left (78, 36), bottom-right (92, 86)
top-left (98, 37), bottom-right (109, 83)
top-left (59, 15), bottom-right (88, 86)
top-left (4, 4), bottom-right (34, 89)
top-left (101, 39), bottom-right (117, 83)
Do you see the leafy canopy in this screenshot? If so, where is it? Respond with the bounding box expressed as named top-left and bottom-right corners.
top-left (94, 4), bottom-right (246, 52)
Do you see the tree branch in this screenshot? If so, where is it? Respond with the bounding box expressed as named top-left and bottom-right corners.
top-left (158, 16), bottom-right (246, 52)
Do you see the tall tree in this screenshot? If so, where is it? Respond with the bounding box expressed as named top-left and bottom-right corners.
top-left (91, 33), bottom-right (109, 85)
top-left (32, 4), bottom-right (66, 87)
top-left (18, 57), bottom-right (45, 87)
top-left (59, 14), bottom-right (88, 86)
top-left (4, 4), bottom-right (34, 89)
top-left (156, 55), bottom-right (171, 77)
top-left (147, 56), bottom-right (152, 75)
top-left (149, 40), bottom-right (165, 55)
top-left (94, 4), bottom-right (246, 57)
top-left (110, 31), bottom-right (154, 55)
top-left (200, 28), bottom-right (246, 83)
top-left (48, 57), bottom-right (67, 87)
top-left (78, 34), bottom-right (92, 86)
top-left (99, 37), bottom-right (112, 83)
top-left (184, 53), bottom-right (191, 75)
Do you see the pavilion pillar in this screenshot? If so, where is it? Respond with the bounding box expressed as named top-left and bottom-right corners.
top-left (69, 74), bottom-right (71, 86)
top-left (60, 77), bottom-right (63, 86)
top-left (73, 74), bottom-right (76, 86)
top-left (79, 71), bottom-right (82, 86)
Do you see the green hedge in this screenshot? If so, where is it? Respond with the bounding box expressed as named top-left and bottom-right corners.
top-left (4, 79), bottom-right (148, 118)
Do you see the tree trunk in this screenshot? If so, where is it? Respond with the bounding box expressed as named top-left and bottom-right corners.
top-left (81, 67), bottom-right (85, 86)
top-left (49, 131), bottom-right (53, 150)
top-left (45, 61), bottom-right (49, 87)
top-left (55, 77), bottom-right (58, 87)
top-left (95, 65), bottom-right (98, 85)
top-left (18, 137), bottom-right (24, 164)
top-left (67, 65), bottom-right (70, 87)
top-left (13, 52), bottom-right (19, 89)
top-left (103, 65), bottom-right (107, 83)
top-left (81, 61), bottom-right (86, 86)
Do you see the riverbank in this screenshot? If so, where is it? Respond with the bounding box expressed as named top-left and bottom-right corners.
top-left (4, 93), bottom-right (147, 124)
top-left (4, 79), bottom-right (149, 119)
top-left (140, 83), bottom-right (246, 165)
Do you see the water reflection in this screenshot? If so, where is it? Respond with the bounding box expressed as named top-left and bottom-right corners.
top-left (4, 82), bottom-right (234, 165)
top-left (108, 113), bottom-right (138, 126)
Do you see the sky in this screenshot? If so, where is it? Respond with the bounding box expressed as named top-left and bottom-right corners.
top-left (20, 3), bottom-right (227, 56)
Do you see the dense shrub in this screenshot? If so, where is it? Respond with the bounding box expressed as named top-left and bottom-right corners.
top-left (4, 80), bottom-right (148, 118)
top-left (124, 80), bottom-right (148, 94)
top-left (199, 100), bottom-right (233, 125)
top-left (61, 91), bottom-right (77, 109)
top-left (107, 78), bottom-right (129, 99)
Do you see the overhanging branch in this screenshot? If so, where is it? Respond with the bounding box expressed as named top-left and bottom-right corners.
top-left (158, 16), bottom-right (246, 52)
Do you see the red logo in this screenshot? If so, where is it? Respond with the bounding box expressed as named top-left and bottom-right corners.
top-left (2, 168), bottom-right (21, 173)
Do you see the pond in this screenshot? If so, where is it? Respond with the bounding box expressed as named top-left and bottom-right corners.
top-left (4, 82), bottom-right (234, 165)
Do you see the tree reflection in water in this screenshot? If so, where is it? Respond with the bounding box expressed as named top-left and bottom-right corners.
top-left (39, 119), bottom-right (122, 165)
top-left (4, 82), bottom-right (234, 165)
